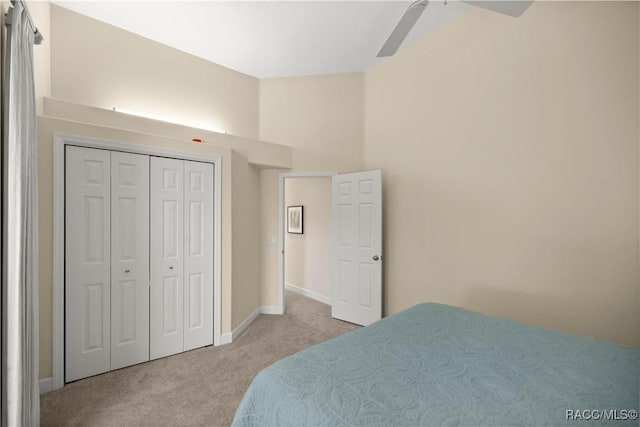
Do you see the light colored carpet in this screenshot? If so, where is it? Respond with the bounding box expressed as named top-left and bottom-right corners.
top-left (41, 291), bottom-right (357, 426)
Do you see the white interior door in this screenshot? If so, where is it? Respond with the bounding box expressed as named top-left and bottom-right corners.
top-left (150, 157), bottom-right (184, 360)
top-left (332, 170), bottom-right (382, 326)
top-left (110, 151), bottom-right (150, 370)
top-left (65, 146), bottom-right (111, 382)
top-left (183, 161), bottom-right (214, 351)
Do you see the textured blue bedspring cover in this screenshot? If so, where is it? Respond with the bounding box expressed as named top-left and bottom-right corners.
top-left (232, 303), bottom-right (639, 426)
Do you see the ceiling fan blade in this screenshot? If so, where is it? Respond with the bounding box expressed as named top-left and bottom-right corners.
top-left (462, 1), bottom-right (534, 17)
top-left (377, 0), bottom-right (428, 58)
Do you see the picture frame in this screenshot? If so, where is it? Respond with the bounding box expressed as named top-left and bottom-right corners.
top-left (287, 205), bottom-right (303, 234)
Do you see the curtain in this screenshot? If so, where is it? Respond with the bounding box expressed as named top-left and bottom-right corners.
top-left (3, 1), bottom-right (41, 425)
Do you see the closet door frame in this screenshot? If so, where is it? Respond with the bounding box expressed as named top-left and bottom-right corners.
top-left (52, 133), bottom-right (222, 391)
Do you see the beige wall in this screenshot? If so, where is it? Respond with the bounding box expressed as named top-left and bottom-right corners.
top-left (259, 73), bottom-right (365, 171)
top-left (259, 169), bottom-right (281, 308)
top-left (258, 171), bottom-right (292, 308)
top-left (50, 5), bottom-right (259, 140)
top-left (364, 1), bottom-right (639, 346)
top-left (28, 0), bottom-right (50, 114)
top-left (231, 151), bottom-right (262, 328)
top-left (284, 177), bottom-right (332, 299)
top-left (258, 73), bottom-right (365, 307)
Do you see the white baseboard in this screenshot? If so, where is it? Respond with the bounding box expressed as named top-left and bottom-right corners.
top-left (285, 282), bottom-right (331, 305)
top-left (231, 306), bottom-right (262, 341)
top-left (260, 305), bottom-right (282, 315)
top-left (39, 377), bottom-right (53, 394)
top-left (219, 333), bottom-right (232, 345)
top-left (219, 303), bottom-right (286, 345)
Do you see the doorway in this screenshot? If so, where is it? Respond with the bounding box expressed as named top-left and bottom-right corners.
top-left (277, 172), bottom-right (336, 314)
top-left (276, 169), bottom-right (383, 326)
top-left (283, 175), bottom-right (333, 312)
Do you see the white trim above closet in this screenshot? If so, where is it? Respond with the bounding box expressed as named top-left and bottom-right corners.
top-left (52, 133), bottom-right (222, 390)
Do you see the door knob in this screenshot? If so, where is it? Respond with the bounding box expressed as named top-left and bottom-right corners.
top-left (169, 266), bottom-right (174, 270)
top-left (124, 269), bottom-right (130, 273)
top-left (372, 255), bottom-right (380, 261)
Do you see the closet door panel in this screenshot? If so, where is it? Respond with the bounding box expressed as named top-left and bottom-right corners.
top-left (65, 146), bottom-right (111, 382)
top-left (110, 151), bottom-right (150, 370)
top-left (150, 157), bottom-right (184, 359)
top-left (183, 161), bottom-right (214, 350)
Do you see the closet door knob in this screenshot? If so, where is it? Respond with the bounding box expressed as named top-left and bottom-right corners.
top-left (372, 255), bottom-right (380, 261)
top-left (169, 266), bottom-right (174, 270)
top-left (124, 269), bottom-right (130, 273)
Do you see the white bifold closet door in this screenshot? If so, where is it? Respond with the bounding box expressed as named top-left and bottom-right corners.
top-left (150, 158), bottom-right (213, 359)
top-left (65, 147), bottom-right (150, 382)
top-left (150, 157), bottom-right (184, 359)
top-left (110, 151), bottom-right (150, 370)
top-left (65, 146), bottom-right (112, 382)
top-left (183, 161), bottom-right (214, 351)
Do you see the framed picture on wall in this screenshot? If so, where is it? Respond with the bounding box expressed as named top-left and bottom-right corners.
top-left (287, 205), bottom-right (303, 234)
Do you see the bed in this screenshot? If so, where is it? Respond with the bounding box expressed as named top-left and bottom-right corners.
top-left (232, 303), bottom-right (639, 426)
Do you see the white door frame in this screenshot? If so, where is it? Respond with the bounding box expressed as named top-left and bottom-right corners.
top-left (277, 171), bottom-right (337, 314)
top-left (52, 133), bottom-right (223, 390)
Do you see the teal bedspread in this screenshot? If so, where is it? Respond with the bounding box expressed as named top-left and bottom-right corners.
top-left (232, 303), bottom-right (639, 426)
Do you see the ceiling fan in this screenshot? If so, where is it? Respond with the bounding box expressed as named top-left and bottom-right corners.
top-left (377, 0), bottom-right (534, 57)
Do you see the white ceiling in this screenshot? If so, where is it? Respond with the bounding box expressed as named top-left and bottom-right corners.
top-left (52, 1), bottom-right (472, 78)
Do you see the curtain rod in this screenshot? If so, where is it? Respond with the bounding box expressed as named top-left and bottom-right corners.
top-left (9, 0), bottom-right (43, 44)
